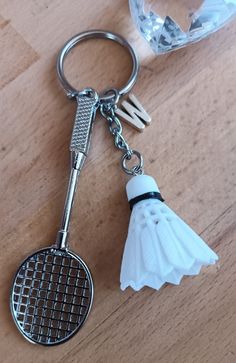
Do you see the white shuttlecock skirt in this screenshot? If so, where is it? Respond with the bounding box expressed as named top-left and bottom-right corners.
top-left (120, 175), bottom-right (218, 291)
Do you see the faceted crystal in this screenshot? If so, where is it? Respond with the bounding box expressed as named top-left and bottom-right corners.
top-left (129, 0), bottom-right (236, 54)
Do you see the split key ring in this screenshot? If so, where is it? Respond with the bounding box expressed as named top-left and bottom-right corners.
top-left (56, 29), bottom-right (139, 102)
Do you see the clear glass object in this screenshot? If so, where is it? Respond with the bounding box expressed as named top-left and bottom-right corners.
top-left (129, 0), bottom-right (236, 54)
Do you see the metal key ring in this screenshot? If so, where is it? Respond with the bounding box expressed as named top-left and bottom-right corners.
top-left (56, 30), bottom-right (139, 101)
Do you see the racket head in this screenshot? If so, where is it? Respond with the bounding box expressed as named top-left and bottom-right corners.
top-left (10, 247), bottom-right (93, 346)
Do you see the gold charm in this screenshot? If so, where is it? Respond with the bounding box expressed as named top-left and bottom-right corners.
top-left (115, 94), bottom-right (151, 131)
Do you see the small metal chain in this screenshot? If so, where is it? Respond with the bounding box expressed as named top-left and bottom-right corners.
top-left (100, 93), bottom-right (144, 176)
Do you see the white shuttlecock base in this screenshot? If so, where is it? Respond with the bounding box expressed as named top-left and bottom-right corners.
top-left (120, 175), bottom-right (219, 291)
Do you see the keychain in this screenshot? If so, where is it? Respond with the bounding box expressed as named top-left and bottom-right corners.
top-left (10, 30), bottom-right (218, 346)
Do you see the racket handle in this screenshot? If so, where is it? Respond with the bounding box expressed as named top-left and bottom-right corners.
top-left (70, 89), bottom-right (98, 156)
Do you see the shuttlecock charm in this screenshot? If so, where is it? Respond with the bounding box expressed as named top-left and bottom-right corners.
top-left (120, 175), bottom-right (219, 291)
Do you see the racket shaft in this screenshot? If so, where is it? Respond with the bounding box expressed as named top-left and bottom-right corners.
top-left (57, 91), bottom-right (98, 249)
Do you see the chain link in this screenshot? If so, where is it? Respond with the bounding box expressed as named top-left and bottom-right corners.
top-left (100, 99), bottom-right (144, 176)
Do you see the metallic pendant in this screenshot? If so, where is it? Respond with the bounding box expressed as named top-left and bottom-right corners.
top-left (11, 91), bottom-right (97, 346)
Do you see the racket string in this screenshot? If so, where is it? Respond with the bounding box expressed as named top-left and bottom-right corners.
top-left (12, 249), bottom-right (92, 344)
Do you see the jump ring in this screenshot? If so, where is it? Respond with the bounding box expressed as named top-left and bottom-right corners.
top-left (121, 150), bottom-right (144, 175)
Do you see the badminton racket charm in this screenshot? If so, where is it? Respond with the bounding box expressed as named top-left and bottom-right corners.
top-left (120, 175), bottom-right (219, 291)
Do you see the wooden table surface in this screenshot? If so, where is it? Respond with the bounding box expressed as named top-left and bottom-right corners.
top-left (0, 1), bottom-right (236, 362)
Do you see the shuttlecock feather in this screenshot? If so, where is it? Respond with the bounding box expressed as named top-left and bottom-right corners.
top-left (120, 175), bottom-right (218, 291)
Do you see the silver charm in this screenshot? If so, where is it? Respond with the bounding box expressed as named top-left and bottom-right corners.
top-left (11, 91), bottom-right (97, 346)
top-left (116, 94), bottom-right (151, 131)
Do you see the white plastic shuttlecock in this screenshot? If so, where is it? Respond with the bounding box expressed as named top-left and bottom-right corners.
top-left (120, 175), bottom-right (219, 291)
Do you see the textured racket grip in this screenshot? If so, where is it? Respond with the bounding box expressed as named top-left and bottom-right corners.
top-left (70, 93), bottom-right (98, 156)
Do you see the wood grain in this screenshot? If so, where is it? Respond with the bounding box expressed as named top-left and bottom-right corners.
top-left (0, 1), bottom-right (235, 362)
